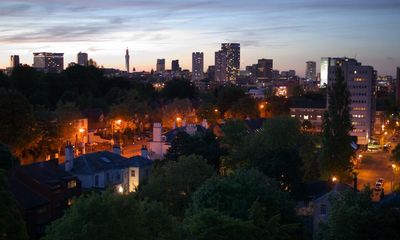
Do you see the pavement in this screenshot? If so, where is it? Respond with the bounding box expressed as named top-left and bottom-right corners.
top-left (357, 138), bottom-right (398, 199)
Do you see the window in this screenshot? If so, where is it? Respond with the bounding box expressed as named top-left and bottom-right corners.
top-left (320, 204), bottom-right (327, 215)
top-left (67, 180), bottom-right (77, 189)
top-left (131, 170), bottom-right (136, 177)
top-left (95, 175), bottom-right (99, 186)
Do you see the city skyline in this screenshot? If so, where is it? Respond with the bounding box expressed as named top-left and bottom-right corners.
top-left (0, 0), bottom-right (399, 76)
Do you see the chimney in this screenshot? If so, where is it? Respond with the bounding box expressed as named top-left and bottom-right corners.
top-left (201, 119), bottom-right (208, 129)
top-left (112, 144), bottom-right (122, 155)
top-left (153, 123), bottom-right (162, 142)
top-left (141, 145), bottom-right (149, 159)
top-left (65, 142), bottom-right (74, 172)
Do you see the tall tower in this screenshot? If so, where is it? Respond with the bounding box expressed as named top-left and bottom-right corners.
top-left (305, 61), bottom-right (316, 80)
top-left (125, 48), bottom-right (130, 73)
top-left (192, 52), bottom-right (204, 81)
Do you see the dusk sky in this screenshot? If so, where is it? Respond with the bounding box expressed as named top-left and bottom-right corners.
top-left (0, 0), bottom-right (399, 76)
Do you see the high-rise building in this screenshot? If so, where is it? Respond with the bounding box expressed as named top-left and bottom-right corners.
top-left (33, 52), bottom-right (64, 73)
top-left (171, 60), bottom-right (181, 72)
top-left (222, 43), bottom-right (240, 82)
top-left (257, 59), bottom-right (273, 81)
top-left (328, 59), bottom-right (376, 145)
top-left (207, 65), bottom-right (215, 81)
top-left (125, 48), bottom-right (130, 73)
top-left (214, 43), bottom-right (240, 82)
top-left (156, 59), bottom-right (165, 72)
top-left (10, 55), bottom-right (20, 68)
top-left (77, 52), bottom-right (88, 66)
top-left (305, 61), bottom-right (316, 80)
top-left (321, 57), bottom-right (358, 86)
top-left (214, 50), bottom-right (226, 82)
top-left (192, 52), bottom-right (204, 81)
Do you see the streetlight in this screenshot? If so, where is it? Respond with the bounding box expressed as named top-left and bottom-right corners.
top-left (332, 176), bottom-right (338, 183)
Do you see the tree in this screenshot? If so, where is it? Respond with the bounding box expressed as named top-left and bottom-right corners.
top-left (391, 144), bottom-right (400, 163)
top-left (140, 155), bottom-right (214, 217)
top-left (183, 209), bottom-right (261, 240)
top-left (230, 117), bottom-right (305, 196)
top-left (196, 102), bottom-right (219, 125)
top-left (0, 144), bottom-right (20, 170)
top-left (226, 97), bottom-right (259, 119)
top-left (215, 86), bottom-right (246, 116)
top-left (316, 188), bottom-right (387, 240)
top-left (320, 67), bottom-right (353, 179)
top-left (0, 170), bottom-right (29, 240)
top-left (161, 98), bottom-right (193, 128)
top-left (219, 120), bottom-right (250, 171)
top-left (164, 131), bottom-right (222, 169)
top-left (43, 192), bottom-right (180, 240)
top-left (188, 169), bottom-right (295, 223)
top-left (161, 79), bottom-right (197, 100)
top-left (0, 88), bottom-right (37, 154)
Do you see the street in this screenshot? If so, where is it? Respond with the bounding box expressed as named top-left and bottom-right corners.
top-left (357, 150), bottom-right (396, 196)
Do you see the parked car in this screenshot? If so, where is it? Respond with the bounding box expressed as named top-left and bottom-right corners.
top-left (375, 181), bottom-right (383, 190)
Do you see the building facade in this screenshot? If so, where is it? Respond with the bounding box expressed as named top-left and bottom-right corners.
top-left (320, 57), bottom-right (357, 86)
top-left (257, 58), bottom-right (273, 82)
top-left (305, 61), bottom-right (317, 80)
top-left (33, 52), bottom-right (64, 73)
top-left (77, 52), bottom-right (88, 66)
top-left (192, 52), bottom-right (204, 81)
top-left (328, 59), bottom-right (376, 145)
top-left (171, 60), bottom-right (181, 72)
top-left (156, 59), bottom-right (165, 72)
top-left (7, 160), bottom-right (81, 239)
top-left (64, 145), bottom-right (153, 193)
top-left (214, 43), bottom-right (240, 82)
top-left (10, 55), bottom-right (20, 68)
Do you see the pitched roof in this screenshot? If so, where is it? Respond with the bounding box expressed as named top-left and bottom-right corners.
top-left (68, 151), bottom-right (153, 175)
top-left (289, 97), bottom-right (326, 109)
top-left (164, 125), bottom-right (207, 143)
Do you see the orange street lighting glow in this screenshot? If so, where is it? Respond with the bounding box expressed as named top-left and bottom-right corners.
top-left (176, 117), bottom-right (182, 121)
top-left (214, 108), bottom-right (219, 112)
top-left (79, 128), bottom-right (85, 133)
top-left (259, 104), bottom-right (265, 109)
top-left (115, 119), bottom-right (122, 124)
top-left (332, 176), bottom-right (338, 182)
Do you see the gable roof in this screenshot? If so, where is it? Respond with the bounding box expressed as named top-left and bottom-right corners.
top-left (164, 125), bottom-right (207, 143)
top-left (68, 151), bottom-right (153, 175)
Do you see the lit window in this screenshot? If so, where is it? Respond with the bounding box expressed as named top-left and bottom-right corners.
top-left (67, 180), bottom-right (77, 189)
top-left (131, 170), bottom-right (136, 177)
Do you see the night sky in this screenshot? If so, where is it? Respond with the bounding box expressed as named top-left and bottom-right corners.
top-left (1, 0), bottom-right (399, 76)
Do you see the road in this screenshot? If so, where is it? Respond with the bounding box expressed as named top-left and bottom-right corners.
top-left (357, 151), bottom-right (394, 197)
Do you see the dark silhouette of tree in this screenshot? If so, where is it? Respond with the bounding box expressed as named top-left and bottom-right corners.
top-left (320, 67), bottom-right (353, 178)
top-left (161, 79), bottom-right (197, 100)
top-left (0, 170), bottom-right (29, 240)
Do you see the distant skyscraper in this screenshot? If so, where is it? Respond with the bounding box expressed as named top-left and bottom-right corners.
top-left (125, 48), bottom-right (130, 73)
top-left (222, 43), bottom-right (240, 82)
top-left (192, 52), bottom-right (204, 81)
top-left (321, 57), bottom-right (358, 86)
top-left (305, 61), bottom-right (316, 80)
top-left (214, 43), bottom-right (240, 82)
top-left (207, 65), bottom-right (215, 81)
top-left (257, 58), bottom-right (273, 81)
top-left (214, 50), bottom-right (226, 82)
top-left (328, 58), bottom-right (376, 145)
top-left (77, 52), bottom-right (88, 66)
top-left (156, 59), bottom-right (165, 72)
top-left (33, 52), bottom-right (64, 73)
top-left (171, 60), bottom-right (181, 72)
top-left (10, 55), bottom-right (20, 68)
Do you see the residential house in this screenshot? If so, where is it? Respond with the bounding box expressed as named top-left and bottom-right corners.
top-left (7, 160), bottom-right (81, 239)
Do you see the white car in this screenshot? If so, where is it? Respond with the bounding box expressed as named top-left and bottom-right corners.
top-left (375, 181), bottom-right (383, 190)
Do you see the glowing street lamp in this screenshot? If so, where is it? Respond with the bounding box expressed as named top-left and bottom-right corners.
top-left (79, 128), bottom-right (85, 133)
top-left (259, 104), bottom-right (265, 109)
top-left (214, 108), bottom-right (219, 113)
top-left (176, 117), bottom-right (182, 122)
top-left (332, 176), bottom-right (338, 183)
